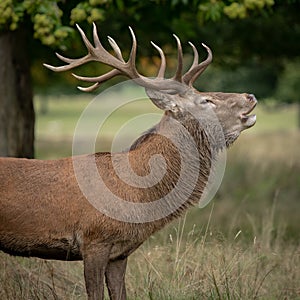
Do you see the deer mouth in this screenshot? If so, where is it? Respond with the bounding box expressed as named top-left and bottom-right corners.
top-left (240, 102), bottom-right (257, 128)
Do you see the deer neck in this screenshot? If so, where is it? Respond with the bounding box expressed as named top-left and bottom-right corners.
top-left (127, 113), bottom-right (212, 217)
top-left (91, 113), bottom-right (212, 226)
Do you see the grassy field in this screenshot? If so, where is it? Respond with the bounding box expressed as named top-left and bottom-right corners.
top-left (1, 88), bottom-right (299, 299)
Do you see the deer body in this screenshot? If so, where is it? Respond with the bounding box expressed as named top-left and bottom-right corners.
top-left (0, 113), bottom-right (209, 257)
top-left (0, 24), bottom-right (257, 300)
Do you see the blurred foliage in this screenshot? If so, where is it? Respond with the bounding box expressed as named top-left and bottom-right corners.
top-left (0, 0), bottom-right (277, 48)
top-left (0, 0), bottom-right (74, 48)
top-left (276, 59), bottom-right (300, 103)
top-left (223, 0), bottom-right (274, 19)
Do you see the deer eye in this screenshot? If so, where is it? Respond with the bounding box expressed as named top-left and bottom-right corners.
top-left (195, 98), bottom-right (208, 105)
top-left (207, 100), bottom-right (216, 107)
top-left (196, 98), bottom-right (216, 107)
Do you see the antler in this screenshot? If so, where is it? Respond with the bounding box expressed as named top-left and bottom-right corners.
top-left (182, 42), bottom-right (212, 87)
top-left (44, 23), bottom-right (212, 92)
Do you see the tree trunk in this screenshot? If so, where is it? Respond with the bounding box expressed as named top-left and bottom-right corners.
top-left (298, 102), bottom-right (300, 129)
top-left (0, 28), bottom-right (34, 158)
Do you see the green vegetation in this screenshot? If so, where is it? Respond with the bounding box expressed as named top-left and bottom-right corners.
top-left (0, 93), bottom-right (299, 299)
top-left (0, 0), bottom-right (275, 47)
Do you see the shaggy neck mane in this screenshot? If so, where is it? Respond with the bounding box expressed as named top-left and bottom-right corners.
top-left (96, 112), bottom-right (213, 225)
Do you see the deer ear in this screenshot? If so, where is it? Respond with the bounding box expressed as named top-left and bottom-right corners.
top-left (145, 89), bottom-right (180, 112)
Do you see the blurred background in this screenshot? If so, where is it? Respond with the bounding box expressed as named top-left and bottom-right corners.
top-left (0, 1), bottom-right (299, 299)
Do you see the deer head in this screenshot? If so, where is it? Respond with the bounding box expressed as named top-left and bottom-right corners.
top-left (44, 23), bottom-right (257, 147)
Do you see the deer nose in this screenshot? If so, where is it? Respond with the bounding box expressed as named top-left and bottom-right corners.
top-left (247, 94), bottom-right (257, 103)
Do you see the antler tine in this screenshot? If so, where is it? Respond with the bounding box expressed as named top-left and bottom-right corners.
top-left (108, 36), bottom-right (125, 62)
top-left (72, 70), bottom-right (121, 92)
top-left (43, 24), bottom-right (97, 73)
top-left (182, 42), bottom-right (199, 87)
top-left (55, 53), bottom-right (77, 64)
top-left (72, 69), bottom-right (121, 83)
top-left (151, 41), bottom-right (166, 79)
top-left (77, 82), bottom-right (100, 92)
top-left (182, 43), bottom-right (212, 86)
top-left (76, 24), bottom-right (95, 54)
top-left (43, 53), bottom-right (91, 72)
top-left (187, 42), bottom-right (199, 70)
top-left (92, 22), bottom-right (101, 48)
top-left (127, 26), bottom-right (139, 78)
top-left (78, 24), bottom-right (127, 68)
top-left (172, 34), bottom-right (183, 82)
top-left (88, 23), bottom-right (125, 68)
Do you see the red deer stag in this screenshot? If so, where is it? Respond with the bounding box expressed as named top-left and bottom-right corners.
top-left (0, 23), bottom-right (257, 300)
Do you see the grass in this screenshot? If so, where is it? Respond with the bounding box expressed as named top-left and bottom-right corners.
top-left (1, 88), bottom-right (299, 299)
top-left (128, 215), bottom-right (299, 299)
top-left (1, 209), bottom-right (299, 299)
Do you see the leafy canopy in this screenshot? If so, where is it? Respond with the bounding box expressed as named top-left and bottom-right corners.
top-left (0, 0), bottom-right (275, 48)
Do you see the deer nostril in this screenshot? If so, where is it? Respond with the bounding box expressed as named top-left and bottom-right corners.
top-left (247, 94), bottom-right (257, 103)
